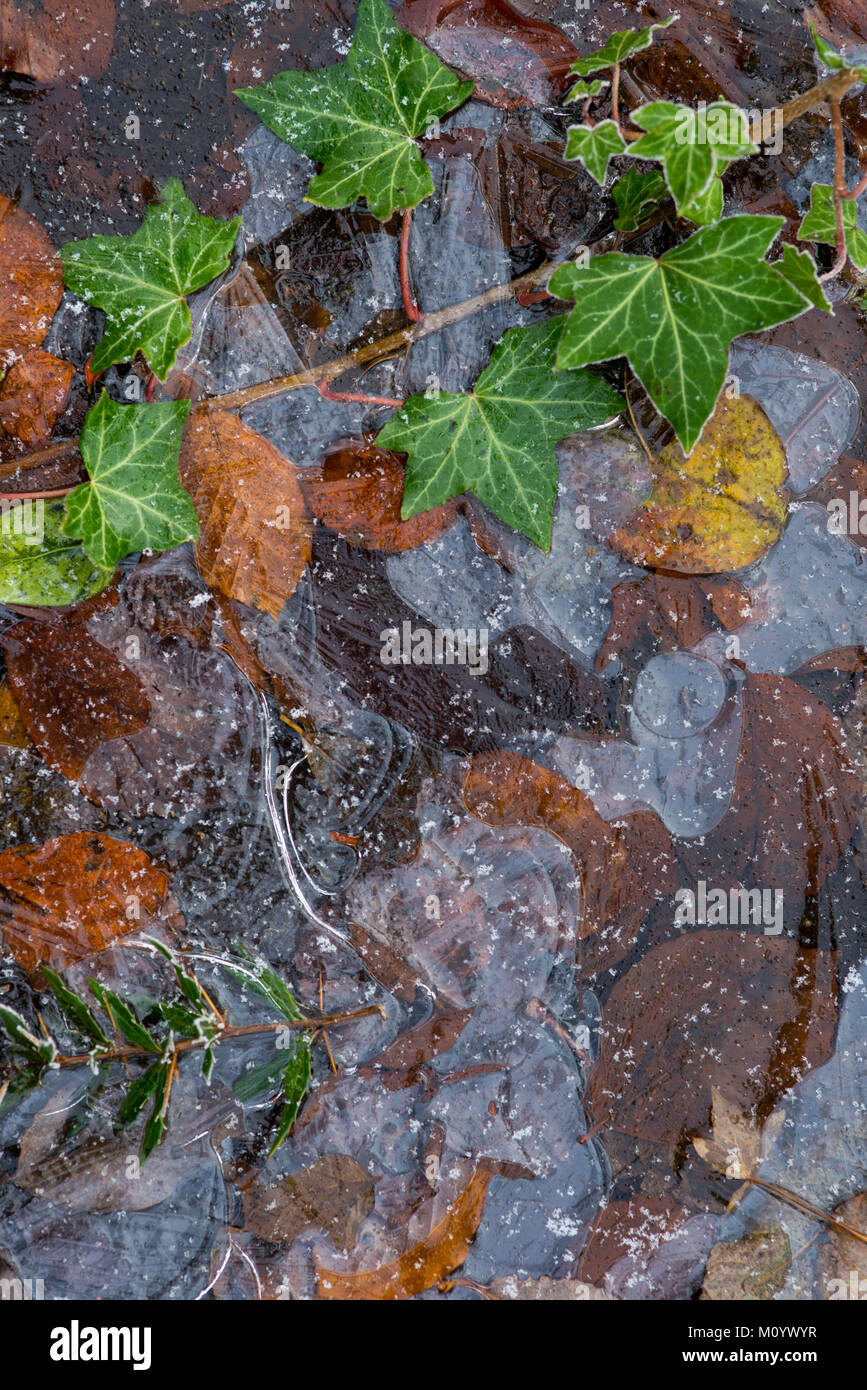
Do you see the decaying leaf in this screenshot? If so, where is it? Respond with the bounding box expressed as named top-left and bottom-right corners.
top-left (0, 349), bottom-right (75, 449)
top-left (578, 1195), bottom-right (692, 1286)
top-left (397, 0), bottom-right (579, 108)
top-left (301, 435), bottom-right (458, 552)
top-left (243, 1154), bottom-right (377, 1253)
top-left (595, 572), bottom-right (751, 677)
top-left (2, 611), bottom-right (151, 781)
top-left (0, 832), bottom-right (182, 977)
top-left (487, 1275), bottom-right (609, 1300)
top-left (610, 394), bottom-right (788, 574)
top-left (178, 408), bottom-right (312, 620)
top-left (0, 0), bottom-right (115, 83)
top-left (0, 194), bottom-right (64, 372)
top-left (817, 1193), bottom-right (867, 1296)
top-left (316, 1166), bottom-right (492, 1299)
top-left (0, 679), bottom-right (32, 751)
top-left (462, 750), bottom-right (675, 937)
top-left (693, 1087), bottom-right (786, 1201)
top-left (701, 1227), bottom-right (791, 1300)
top-left (585, 931), bottom-right (838, 1145)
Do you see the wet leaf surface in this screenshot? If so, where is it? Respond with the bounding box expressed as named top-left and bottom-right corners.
top-left (178, 408), bottom-right (312, 619)
top-left (0, 194), bottom-right (64, 372)
top-left (0, 832), bottom-right (181, 977)
top-left (0, 0), bottom-right (115, 83)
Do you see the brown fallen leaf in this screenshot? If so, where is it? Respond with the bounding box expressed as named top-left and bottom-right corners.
top-left (0, 832), bottom-right (181, 977)
top-left (0, 349), bottom-right (75, 449)
top-left (178, 408), bottom-right (312, 621)
top-left (678, 672), bottom-right (860, 899)
top-left (584, 932), bottom-right (838, 1146)
top-left (487, 1275), bottom-right (609, 1300)
top-left (462, 749), bottom-right (675, 938)
top-left (243, 1154), bottom-right (377, 1253)
top-left (0, 0), bottom-right (115, 82)
top-left (579, 1195), bottom-right (692, 1286)
top-left (693, 1087), bottom-right (786, 1204)
top-left (817, 1193), bottom-right (867, 1297)
top-left (301, 434), bottom-right (459, 552)
top-left (315, 1166), bottom-right (493, 1300)
top-left (2, 617), bottom-right (151, 781)
top-left (701, 1228), bottom-right (791, 1300)
top-left (595, 573), bottom-right (751, 677)
top-left (397, 0), bottom-right (578, 108)
top-left (610, 395), bottom-right (788, 574)
top-left (0, 193), bottom-right (64, 372)
top-left (0, 678), bottom-right (32, 751)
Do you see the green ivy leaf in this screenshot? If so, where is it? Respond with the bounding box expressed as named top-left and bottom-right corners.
top-left (626, 102), bottom-right (755, 213)
top-left (268, 1044), bottom-right (311, 1157)
top-left (771, 244), bottom-right (832, 312)
top-left (62, 392), bottom-right (198, 569)
top-left (146, 937), bottom-right (203, 1009)
top-left (378, 318), bottom-right (623, 550)
top-left (569, 17), bottom-right (675, 75)
top-left (0, 500), bottom-right (113, 607)
top-left (41, 967), bottom-right (110, 1048)
top-left (550, 216), bottom-right (816, 453)
top-left (797, 184), bottom-right (867, 271)
top-left (612, 167), bottom-right (668, 230)
top-left (60, 180), bottom-right (240, 379)
top-left (235, 0), bottom-right (473, 222)
top-left (563, 120), bottom-right (626, 184)
top-left (564, 77), bottom-right (609, 103)
top-left (678, 173), bottom-right (725, 226)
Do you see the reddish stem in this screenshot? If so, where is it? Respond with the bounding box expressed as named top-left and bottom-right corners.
top-left (845, 167), bottom-right (867, 200)
top-left (820, 97), bottom-right (849, 282)
top-left (316, 381), bottom-right (404, 408)
top-left (0, 486), bottom-right (74, 500)
top-left (610, 63), bottom-right (621, 126)
top-left (399, 208), bottom-right (423, 324)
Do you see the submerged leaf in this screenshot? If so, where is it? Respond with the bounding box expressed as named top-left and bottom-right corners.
top-left (0, 500), bottom-right (113, 607)
top-left (378, 318), bottom-right (623, 549)
top-left (63, 392), bottom-right (198, 569)
top-left (551, 216), bottom-right (815, 453)
top-left (609, 393), bottom-right (788, 573)
top-left (177, 408), bottom-right (311, 621)
top-left (235, 0), bottom-right (473, 221)
top-left (0, 349), bottom-right (75, 449)
top-left (0, 193), bottom-right (64, 372)
top-left (60, 180), bottom-right (240, 379)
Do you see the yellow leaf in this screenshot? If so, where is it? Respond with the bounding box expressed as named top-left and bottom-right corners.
top-left (611, 394), bottom-right (788, 573)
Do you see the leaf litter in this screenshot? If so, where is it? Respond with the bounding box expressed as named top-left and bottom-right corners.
top-left (0, 0), bottom-right (865, 1305)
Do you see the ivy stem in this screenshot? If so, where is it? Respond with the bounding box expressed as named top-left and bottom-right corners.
top-left (316, 381), bottom-right (404, 408)
top-left (610, 62), bottom-right (621, 125)
top-left (819, 95), bottom-right (849, 282)
top-left (846, 167), bottom-right (867, 200)
top-left (54, 1003), bottom-right (384, 1068)
top-left (0, 486), bottom-right (78, 500)
top-left (399, 207), bottom-right (423, 323)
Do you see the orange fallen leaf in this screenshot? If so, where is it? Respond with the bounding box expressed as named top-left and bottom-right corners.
top-left (302, 435), bottom-right (459, 551)
top-left (0, 348), bottom-right (75, 449)
top-left (462, 749), bottom-right (674, 937)
top-left (0, 0), bottom-right (115, 83)
top-left (0, 194), bottom-right (64, 372)
top-left (315, 1166), bottom-right (492, 1300)
top-left (0, 832), bottom-right (181, 977)
top-left (178, 408), bottom-right (312, 621)
top-left (0, 678), bottom-right (32, 750)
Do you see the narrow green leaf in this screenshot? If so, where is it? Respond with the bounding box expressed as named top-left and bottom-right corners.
top-left (550, 215), bottom-right (817, 453)
top-left (221, 946), bottom-right (306, 1023)
top-left (233, 1043), bottom-right (297, 1103)
top-left (201, 1046), bottom-right (215, 1084)
top-left (235, 0), bottom-right (473, 221)
top-left (0, 501), bottom-right (113, 607)
top-left (569, 17), bottom-right (675, 75)
top-left (116, 1061), bottom-right (165, 1128)
top-left (62, 391), bottom-right (198, 570)
top-left (563, 120), bottom-right (626, 184)
top-left (612, 167), bottom-right (668, 231)
top-left (807, 20), bottom-right (867, 80)
top-left (60, 179), bottom-right (240, 379)
top-left (89, 981), bottom-right (161, 1054)
top-left (146, 937), bottom-right (204, 1008)
top-left (41, 966), bottom-right (109, 1047)
top-left (0, 1004), bottom-right (55, 1065)
top-left (798, 184), bottom-right (867, 271)
top-left (141, 1063), bottom-right (171, 1161)
top-left (378, 318), bottom-right (623, 550)
top-left (268, 1045), bottom-right (311, 1157)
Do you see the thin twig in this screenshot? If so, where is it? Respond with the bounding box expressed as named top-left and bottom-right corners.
top-left (54, 1003), bottom-right (384, 1068)
top-left (746, 1176), bottom-right (867, 1248)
